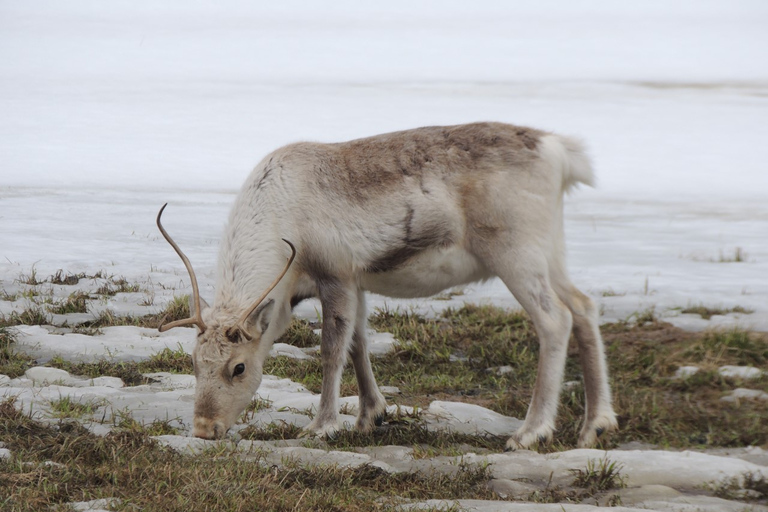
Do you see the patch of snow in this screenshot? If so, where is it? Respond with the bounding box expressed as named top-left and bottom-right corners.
top-left (721, 388), bottom-right (768, 403)
top-left (255, 446), bottom-right (377, 470)
top-left (719, 365), bottom-right (765, 380)
top-left (488, 365), bottom-right (514, 376)
top-left (379, 385), bottom-right (401, 395)
top-left (270, 343), bottom-right (314, 360)
top-left (401, 500), bottom-right (650, 511)
top-left (673, 366), bottom-right (700, 379)
top-left (23, 367), bottom-right (124, 388)
top-left (24, 367), bottom-right (71, 385)
top-left (473, 449), bottom-right (768, 491)
top-left (152, 435), bottom-right (234, 454)
top-left (13, 325), bottom-right (196, 364)
top-left (367, 330), bottom-right (398, 356)
top-left (142, 372), bottom-right (196, 390)
top-left (562, 380), bottom-right (581, 391)
top-left (423, 401), bottom-right (523, 437)
top-left (70, 498), bottom-right (121, 512)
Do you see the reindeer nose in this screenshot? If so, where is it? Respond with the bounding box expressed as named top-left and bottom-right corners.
top-left (192, 418), bottom-right (227, 440)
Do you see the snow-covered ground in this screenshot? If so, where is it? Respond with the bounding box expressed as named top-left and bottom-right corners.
top-left (2, 2), bottom-right (768, 510)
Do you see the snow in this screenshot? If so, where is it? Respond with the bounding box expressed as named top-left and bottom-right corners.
top-left (1, 2), bottom-right (767, 510)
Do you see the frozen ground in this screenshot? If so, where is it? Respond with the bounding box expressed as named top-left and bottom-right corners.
top-left (2, 1), bottom-right (768, 510)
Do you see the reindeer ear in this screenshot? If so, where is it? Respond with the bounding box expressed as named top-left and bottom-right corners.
top-left (189, 296), bottom-right (210, 318)
top-left (244, 298), bottom-right (275, 338)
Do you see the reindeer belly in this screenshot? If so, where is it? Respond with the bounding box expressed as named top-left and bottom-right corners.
top-left (360, 245), bottom-right (491, 299)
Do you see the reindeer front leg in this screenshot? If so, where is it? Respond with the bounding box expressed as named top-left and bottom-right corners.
top-left (303, 277), bottom-right (358, 438)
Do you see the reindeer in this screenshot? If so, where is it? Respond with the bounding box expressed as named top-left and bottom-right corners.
top-left (156, 122), bottom-right (617, 450)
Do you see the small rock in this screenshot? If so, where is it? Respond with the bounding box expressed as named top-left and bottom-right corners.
top-left (719, 365), bottom-right (764, 380)
top-left (673, 366), bottom-right (700, 379)
top-left (0, 448), bottom-right (11, 460)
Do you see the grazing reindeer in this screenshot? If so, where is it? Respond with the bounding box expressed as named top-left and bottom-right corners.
top-left (156, 122), bottom-right (617, 450)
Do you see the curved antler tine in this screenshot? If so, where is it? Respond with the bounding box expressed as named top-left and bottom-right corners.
top-left (158, 317), bottom-right (203, 333)
top-left (236, 239), bottom-right (297, 339)
top-left (156, 203), bottom-right (207, 332)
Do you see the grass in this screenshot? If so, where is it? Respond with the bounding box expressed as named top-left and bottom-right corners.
top-left (48, 396), bottom-right (106, 420)
top-left (525, 457), bottom-right (626, 504)
top-left (111, 411), bottom-right (182, 436)
top-left (0, 398), bottom-right (494, 512)
top-left (719, 247), bottom-right (747, 263)
top-left (0, 327), bottom-right (34, 378)
top-left (570, 457), bottom-right (626, 492)
top-left (681, 305), bottom-right (754, 320)
top-left (47, 291), bottom-right (90, 315)
top-left (95, 277), bottom-right (142, 296)
top-left (263, 305), bottom-right (768, 450)
top-left (2, 289), bottom-right (767, 451)
top-left (1, 292), bottom-right (767, 509)
top-left (0, 306), bottom-right (51, 327)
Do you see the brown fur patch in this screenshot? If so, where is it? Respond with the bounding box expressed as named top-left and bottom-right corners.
top-left (305, 122), bottom-right (545, 201)
top-left (194, 393), bottom-right (218, 420)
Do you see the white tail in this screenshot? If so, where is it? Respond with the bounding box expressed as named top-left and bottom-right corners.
top-left (157, 122), bottom-right (617, 450)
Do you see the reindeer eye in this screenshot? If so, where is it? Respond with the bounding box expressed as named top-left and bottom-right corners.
top-left (233, 363), bottom-right (245, 376)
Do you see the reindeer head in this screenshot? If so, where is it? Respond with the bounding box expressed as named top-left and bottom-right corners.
top-left (155, 204), bottom-right (295, 439)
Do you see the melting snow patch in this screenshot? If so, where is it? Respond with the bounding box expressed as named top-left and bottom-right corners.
top-left (142, 372), bottom-right (196, 390)
top-left (423, 401), bottom-right (523, 437)
top-left (13, 325), bottom-right (195, 363)
top-left (368, 330), bottom-right (397, 356)
top-left (719, 365), bottom-right (765, 380)
top-left (152, 435), bottom-right (235, 454)
top-left (258, 446), bottom-right (379, 470)
top-left (23, 367), bottom-right (125, 388)
top-left (721, 388), bottom-right (768, 403)
top-left (70, 498), bottom-right (121, 512)
top-left (673, 366), bottom-right (700, 379)
top-left (270, 342), bottom-right (314, 360)
top-left (379, 385), bottom-right (401, 395)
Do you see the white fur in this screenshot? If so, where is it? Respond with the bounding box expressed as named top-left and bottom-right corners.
top-left (172, 123), bottom-right (617, 449)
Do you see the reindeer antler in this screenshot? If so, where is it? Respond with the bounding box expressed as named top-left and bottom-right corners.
top-left (156, 203), bottom-right (208, 333)
top-left (234, 239), bottom-right (296, 341)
